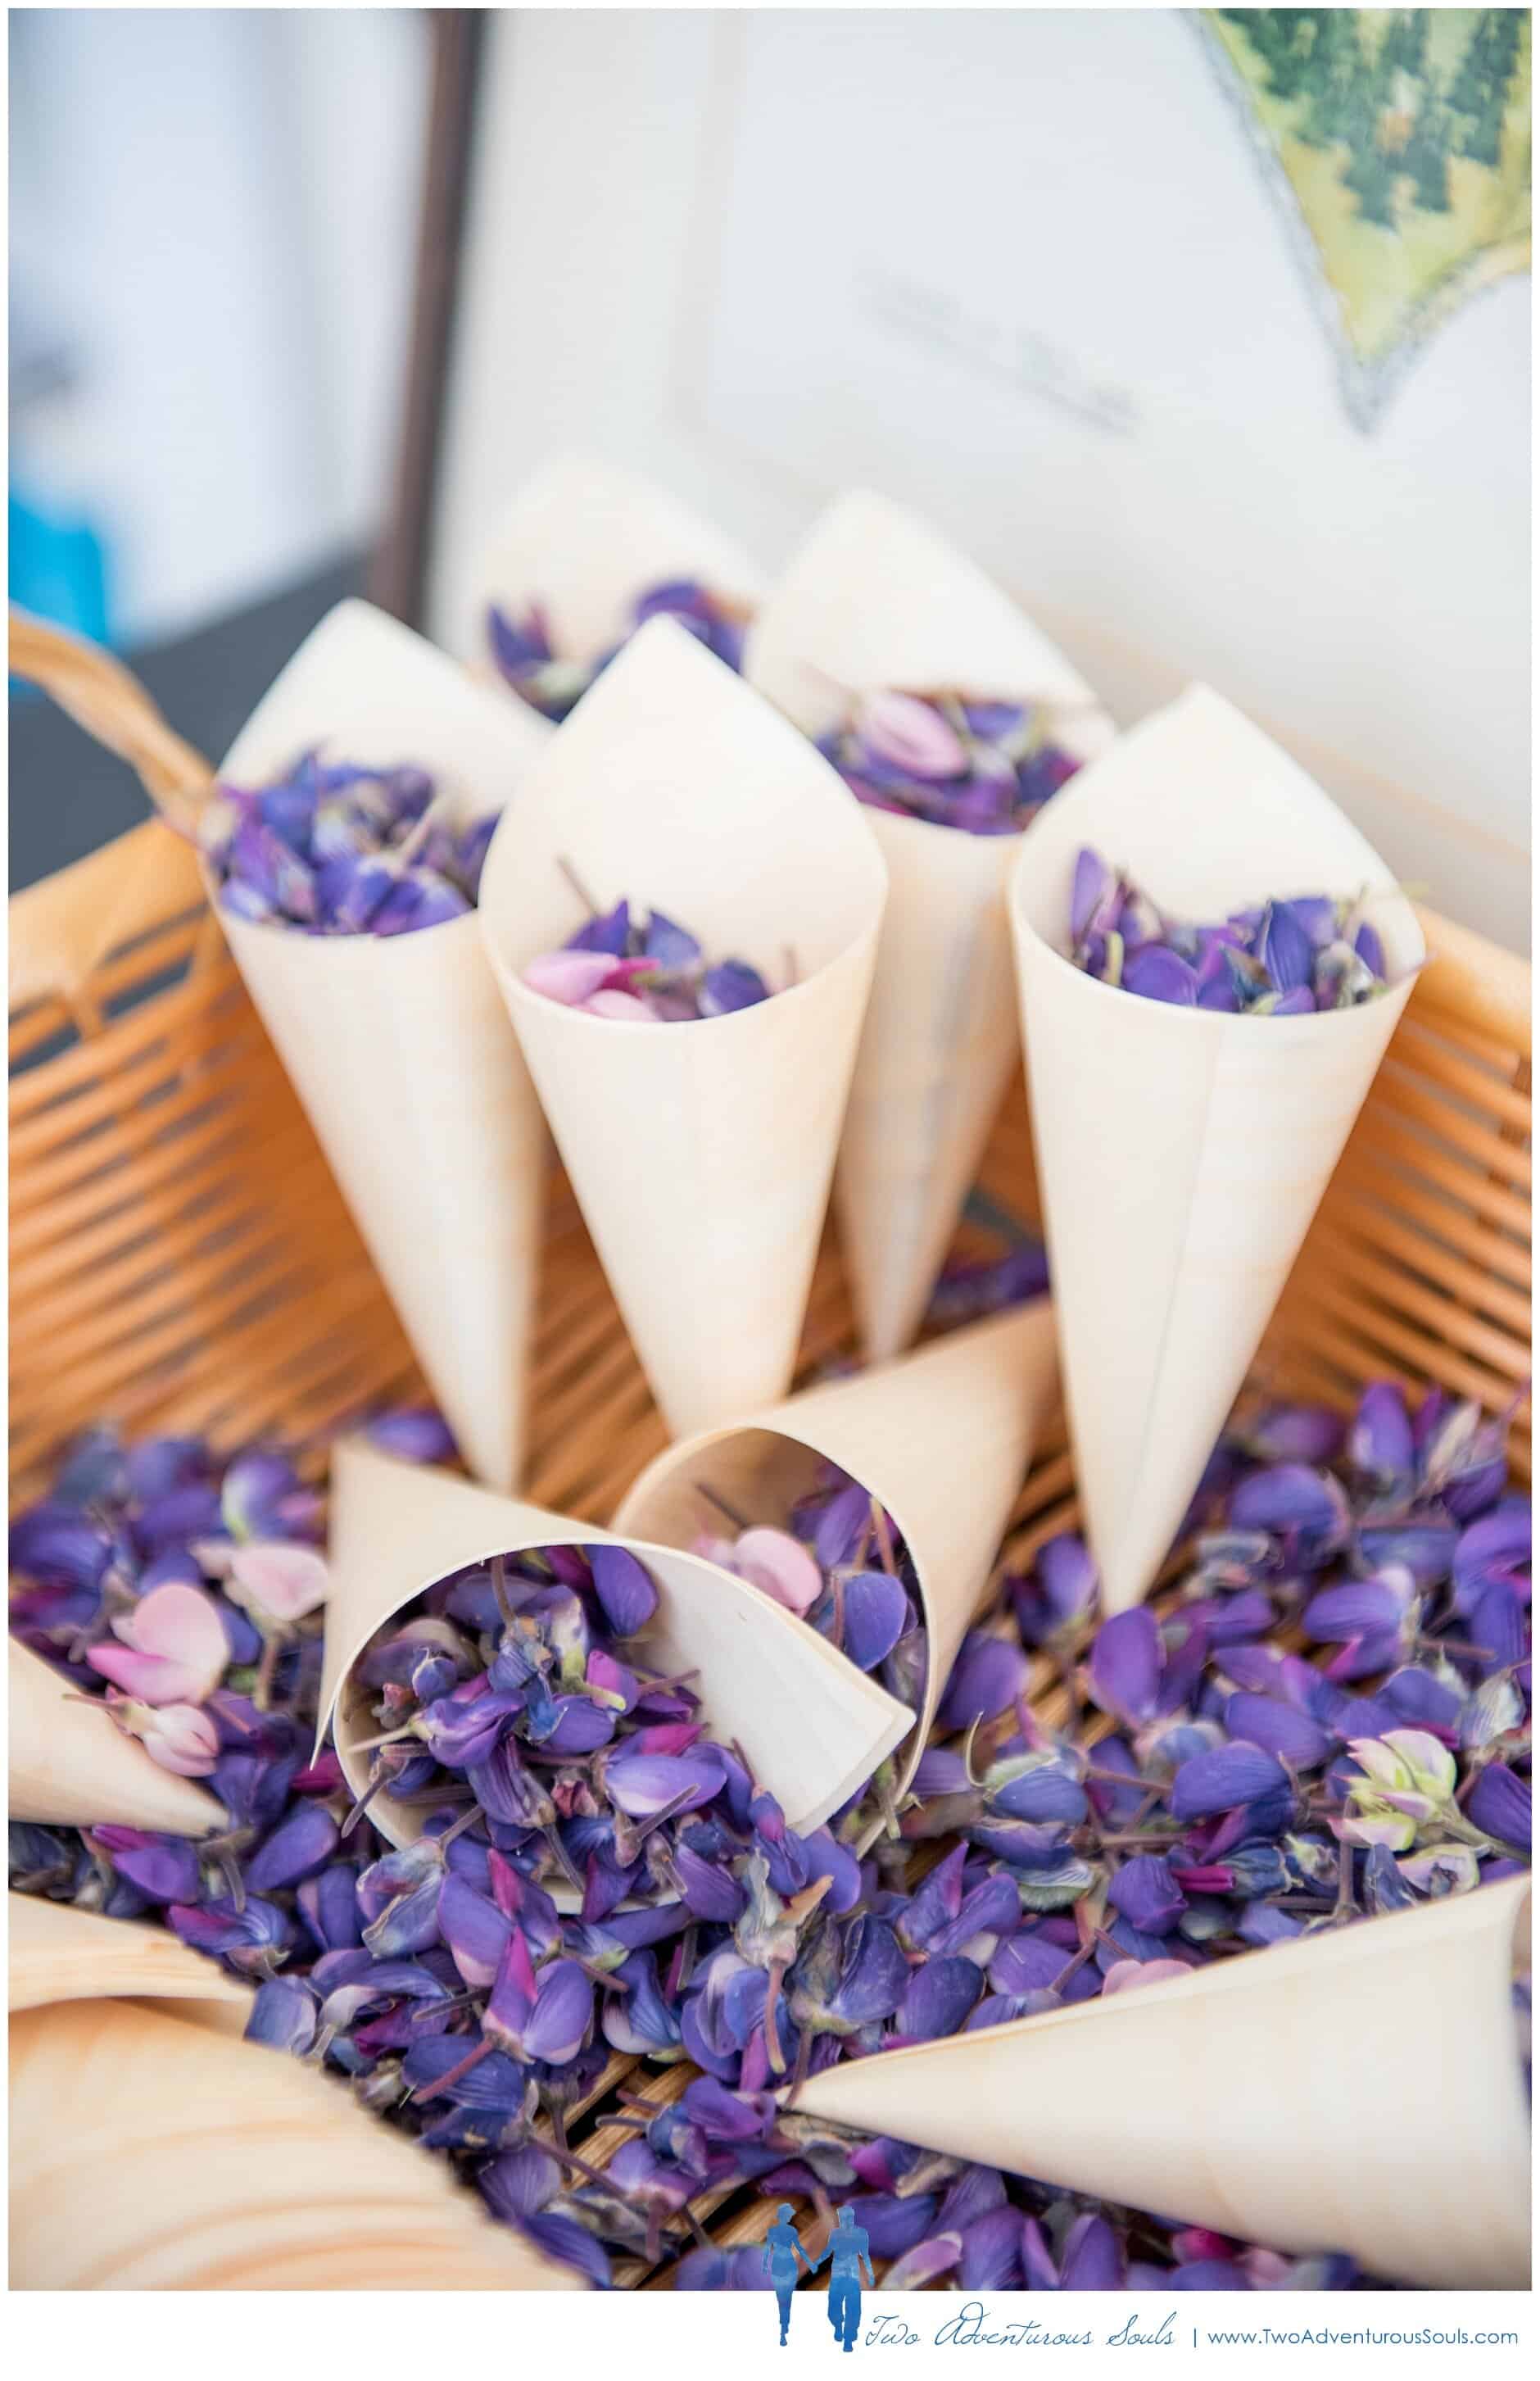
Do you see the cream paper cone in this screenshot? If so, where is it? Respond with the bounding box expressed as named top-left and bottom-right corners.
top-left (746, 488), bottom-right (1116, 1358)
top-left (214, 598), bottom-right (548, 1491)
top-left (794, 1875), bottom-right (1531, 2289)
top-left (478, 615), bottom-right (888, 1437)
top-left (8, 1891), bottom-right (251, 2024)
top-left (614, 1303), bottom-right (1058, 1811)
top-left (1010, 684), bottom-right (1425, 1615)
top-left (465, 451), bottom-right (765, 706)
top-left (9, 1637), bottom-right (223, 1835)
top-left (9, 1993), bottom-right (576, 2288)
top-left (320, 1440), bottom-right (911, 1864)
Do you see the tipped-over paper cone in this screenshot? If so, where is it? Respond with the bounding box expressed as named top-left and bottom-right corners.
top-left (464, 451), bottom-right (765, 701)
top-left (321, 1440), bottom-right (911, 1862)
top-left (10, 1637), bottom-right (222, 1835)
top-left (614, 1304), bottom-right (1058, 1810)
top-left (478, 615), bottom-right (887, 1437)
top-left (214, 598), bottom-right (547, 1491)
top-left (794, 1875), bottom-right (1531, 2289)
top-left (1010, 684), bottom-right (1424, 1613)
top-left (747, 489), bottom-right (1116, 1358)
top-left (8, 1892), bottom-right (251, 2022)
top-left (10, 1993), bottom-right (575, 2288)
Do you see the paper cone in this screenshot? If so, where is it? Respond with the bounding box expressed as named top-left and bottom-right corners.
top-left (321, 1440), bottom-right (912, 1865)
top-left (1010, 684), bottom-right (1425, 1614)
top-left (746, 489), bottom-right (1116, 1358)
top-left (10, 1638), bottom-right (223, 1835)
top-left (614, 1303), bottom-right (1058, 1810)
top-left (214, 598), bottom-right (548, 1491)
top-left (8, 1892), bottom-right (251, 2025)
top-left (9, 1993), bottom-right (576, 2288)
top-left (478, 615), bottom-right (888, 1437)
top-left (794, 1875), bottom-right (1531, 2289)
top-left (464, 451), bottom-right (765, 704)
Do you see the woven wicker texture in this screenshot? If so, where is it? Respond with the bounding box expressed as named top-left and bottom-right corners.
top-left (8, 610), bottom-right (1532, 2286)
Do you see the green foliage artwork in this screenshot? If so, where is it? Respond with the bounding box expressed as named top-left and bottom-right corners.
top-left (1202, 9), bottom-right (1531, 424)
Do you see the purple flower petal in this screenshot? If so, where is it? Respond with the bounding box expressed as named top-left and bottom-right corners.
top-left (1169, 1742), bottom-right (1289, 1821)
top-left (935, 1630), bottom-right (1028, 1730)
top-left (1467, 1764), bottom-right (1531, 1853)
top-left (891, 1956), bottom-right (983, 2043)
top-left (1122, 944), bottom-right (1198, 1005)
top-left (699, 959), bottom-right (770, 1018)
top-left (1089, 1607), bottom-right (1162, 1726)
top-left (1223, 1693), bottom-right (1336, 1768)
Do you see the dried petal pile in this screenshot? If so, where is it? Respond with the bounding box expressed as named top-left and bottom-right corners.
top-left (202, 752), bottom-right (497, 938)
top-left (524, 891), bottom-right (777, 1022)
top-left (818, 691), bottom-right (1081, 837)
top-left (9, 1381), bottom-right (1530, 2295)
top-left (1069, 849), bottom-right (1395, 1014)
top-left (487, 581), bottom-right (747, 724)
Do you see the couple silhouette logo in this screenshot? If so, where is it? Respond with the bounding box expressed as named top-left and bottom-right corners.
top-left (763, 2203), bottom-right (873, 2351)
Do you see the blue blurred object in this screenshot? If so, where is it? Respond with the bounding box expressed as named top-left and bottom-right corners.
top-left (8, 484), bottom-right (111, 646)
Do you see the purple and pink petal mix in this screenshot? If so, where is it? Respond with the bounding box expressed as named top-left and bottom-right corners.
top-left (523, 890), bottom-right (777, 1023)
top-left (203, 751), bottom-right (497, 940)
top-left (487, 580), bottom-right (748, 725)
top-left (10, 1373), bottom-right (1529, 2291)
top-left (819, 691), bottom-right (1082, 837)
top-left (1068, 849), bottom-right (1397, 1014)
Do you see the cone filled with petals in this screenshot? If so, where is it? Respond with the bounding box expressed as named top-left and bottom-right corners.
top-left (1009, 683), bottom-right (1424, 1614)
top-left (206, 600), bottom-right (549, 1492)
top-left (615, 1303), bottom-right (1058, 1814)
top-left (747, 489), bottom-right (1115, 1358)
top-left (465, 452), bottom-right (764, 727)
top-left (321, 1440), bottom-right (912, 1875)
top-left (478, 616), bottom-right (887, 1436)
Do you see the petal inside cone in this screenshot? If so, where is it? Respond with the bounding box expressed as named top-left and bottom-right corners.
top-left (478, 615), bottom-right (887, 1437)
top-left (213, 600), bottom-right (548, 1493)
top-left (1009, 685), bottom-right (1425, 1613)
top-left (614, 1304), bottom-right (1058, 1809)
top-left (323, 1440), bottom-right (911, 1871)
top-left (745, 487), bottom-right (1113, 761)
top-left (791, 1876), bottom-right (1531, 2290)
top-left (463, 452), bottom-right (765, 678)
top-left (746, 488), bottom-right (1114, 1364)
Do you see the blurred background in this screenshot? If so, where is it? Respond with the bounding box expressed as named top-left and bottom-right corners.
top-left (8, 6), bottom-right (430, 882)
top-left (8, 7), bottom-right (1533, 944)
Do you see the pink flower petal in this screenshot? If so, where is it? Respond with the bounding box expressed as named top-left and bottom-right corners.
top-left (104, 1689), bottom-right (220, 1776)
top-left (732, 1526), bottom-right (824, 1617)
top-left (1100, 1957), bottom-right (1192, 1996)
top-left (523, 950), bottom-right (618, 1005)
top-left (88, 1644), bottom-right (195, 1704)
top-left (88, 1581), bottom-right (227, 1706)
top-left (858, 688), bottom-right (968, 780)
top-left (578, 989), bottom-right (654, 1020)
top-left (227, 1540), bottom-right (330, 1623)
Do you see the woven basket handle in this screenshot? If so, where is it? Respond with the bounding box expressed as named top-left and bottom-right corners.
top-left (9, 606), bottom-right (214, 837)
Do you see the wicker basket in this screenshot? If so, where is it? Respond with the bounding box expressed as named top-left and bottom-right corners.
top-left (8, 609), bottom-right (1532, 2287)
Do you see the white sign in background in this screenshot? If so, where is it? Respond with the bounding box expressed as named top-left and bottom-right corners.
top-left (432, 8), bottom-right (1530, 949)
